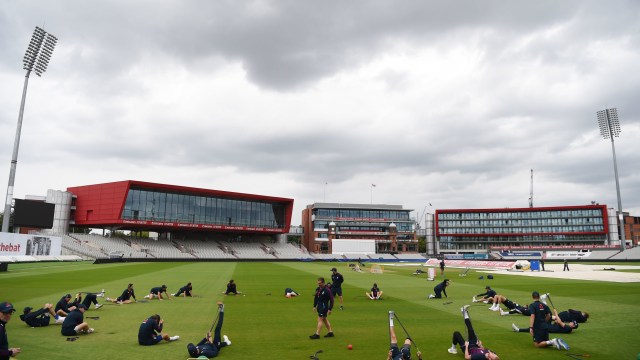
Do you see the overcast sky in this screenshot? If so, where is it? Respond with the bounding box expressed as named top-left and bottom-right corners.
top-left (1, 1), bottom-right (639, 227)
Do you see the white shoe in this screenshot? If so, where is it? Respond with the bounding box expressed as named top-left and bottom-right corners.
top-left (169, 335), bottom-right (180, 341)
top-left (428, 294), bottom-right (435, 299)
top-left (171, 293), bottom-right (175, 296)
top-left (97, 289), bottom-right (105, 298)
top-left (500, 309), bottom-right (510, 316)
top-left (448, 346), bottom-right (457, 354)
top-left (472, 296), bottom-right (478, 303)
top-left (460, 305), bottom-right (470, 315)
top-left (540, 293), bottom-right (548, 305)
top-left (512, 323), bottom-right (519, 332)
top-left (551, 338), bottom-right (560, 349)
top-left (95, 304), bottom-right (103, 309)
top-left (223, 335), bottom-right (231, 345)
top-left (106, 297), bottom-right (112, 302)
top-left (144, 295), bottom-right (150, 299)
top-left (389, 310), bottom-right (394, 319)
top-left (88, 328), bottom-right (94, 333)
top-left (56, 316), bottom-right (65, 324)
top-left (492, 305), bottom-right (500, 311)
top-left (557, 338), bottom-right (569, 350)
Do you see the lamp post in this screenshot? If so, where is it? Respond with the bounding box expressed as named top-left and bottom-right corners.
top-left (2, 27), bottom-right (57, 233)
top-left (597, 108), bottom-right (626, 250)
top-left (370, 184), bottom-right (376, 204)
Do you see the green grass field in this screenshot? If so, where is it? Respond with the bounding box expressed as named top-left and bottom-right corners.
top-left (2, 261), bottom-right (640, 359)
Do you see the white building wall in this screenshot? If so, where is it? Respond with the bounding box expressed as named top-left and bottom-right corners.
top-left (43, 189), bottom-right (73, 235)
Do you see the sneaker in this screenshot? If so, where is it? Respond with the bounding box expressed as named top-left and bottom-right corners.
top-left (491, 305), bottom-right (500, 312)
top-left (170, 293), bottom-right (175, 297)
top-left (223, 335), bottom-right (231, 345)
top-left (428, 294), bottom-right (435, 299)
top-left (340, 306), bottom-right (344, 310)
top-left (87, 328), bottom-right (94, 333)
top-left (472, 296), bottom-right (478, 303)
top-left (551, 338), bottom-right (560, 349)
top-left (217, 301), bottom-right (224, 310)
top-left (98, 289), bottom-right (105, 297)
top-left (56, 316), bottom-right (65, 324)
top-left (95, 304), bottom-right (103, 309)
top-left (106, 297), bottom-right (112, 302)
top-left (144, 295), bottom-right (150, 299)
top-left (500, 309), bottom-right (510, 316)
top-left (512, 323), bottom-right (519, 332)
top-left (557, 338), bottom-right (569, 350)
top-left (309, 334), bottom-right (320, 339)
top-left (169, 335), bottom-right (180, 341)
top-left (448, 346), bottom-right (458, 354)
top-left (461, 305), bottom-right (470, 315)
top-left (324, 332), bottom-right (334, 337)
top-left (389, 310), bottom-right (395, 319)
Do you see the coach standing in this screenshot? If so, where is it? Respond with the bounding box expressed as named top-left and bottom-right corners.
top-left (330, 267), bottom-right (345, 310)
top-left (0, 302), bottom-right (21, 359)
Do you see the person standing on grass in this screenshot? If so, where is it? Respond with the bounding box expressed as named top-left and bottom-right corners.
top-left (563, 259), bottom-right (569, 271)
top-left (61, 304), bottom-right (94, 336)
top-left (387, 310), bottom-right (422, 360)
top-left (429, 279), bottom-right (450, 299)
top-left (330, 267), bottom-right (345, 310)
top-left (540, 259), bottom-right (545, 271)
top-left (310, 277), bottom-right (334, 339)
top-left (0, 302), bottom-right (21, 359)
top-left (447, 305), bottom-right (499, 359)
top-left (440, 259), bottom-right (446, 276)
top-left (528, 291), bottom-right (569, 351)
top-left (145, 285), bottom-right (171, 300)
top-left (173, 282), bottom-right (193, 297)
top-left (138, 314), bottom-right (179, 345)
top-left (187, 302), bottom-right (231, 358)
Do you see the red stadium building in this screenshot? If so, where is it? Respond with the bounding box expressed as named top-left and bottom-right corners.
top-left (66, 181), bottom-right (293, 237)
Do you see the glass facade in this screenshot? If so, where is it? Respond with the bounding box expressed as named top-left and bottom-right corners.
top-left (436, 207), bottom-right (608, 251)
top-left (121, 188), bottom-right (286, 228)
top-left (314, 208), bottom-right (410, 221)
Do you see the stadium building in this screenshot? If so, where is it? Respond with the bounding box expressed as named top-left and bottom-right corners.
top-left (62, 180), bottom-right (294, 238)
top-left (435, 204), bottom-right (619, 254)
top-left (301, 203), bottom-right (417, 255)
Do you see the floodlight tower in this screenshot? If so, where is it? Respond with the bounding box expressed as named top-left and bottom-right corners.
top-left (596, 108), bottom-right (625, 250)
top-left (2, 27), bottom-right (57, 233)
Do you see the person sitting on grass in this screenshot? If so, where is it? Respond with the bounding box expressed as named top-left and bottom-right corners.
top-left (447, 305), bottom-right (500, 359)
top-left (489, 295), bottom-right (531, 316)
top-left (20, 303), bottom-right (64, 327)
top-left (472, 286), bottom-right (497, 308)
top-left (138, 314), bottom-right (179, 345)
top-left (55, 293), bottom-right (80, 317)
top-left (61, 304), bottom-right (93, 336)
top-left (106, 283), bottom-right (136, 304)
top-left (512, 308), bottom-right (579, 334)
top-left (173, 282), bottom-right (193, 297)
top-left (224, 280), bottom-right (241, 295)
top-left (144, 285), bottom-right (171, 300)
top-left (187, 302), bottom-right (231, 358)
top-left (366, 283), bottom-right (383, 300)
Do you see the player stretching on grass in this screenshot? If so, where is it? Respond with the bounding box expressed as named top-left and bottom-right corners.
top-left (106, 283), bottom-right (136, 304)
top-left (472, 286), bottom-right (497, 309)
top-left (20, 303), bottom-right (64, 327)
top-left (512, 308), bottom-right (578, 334)
top-left (489, 295), bottom-right (531, 316)
top-left (173, 282), bottom-right (193, 297)
top-left (187, 302), bottom-right (231, 358)
top-left (61, 304), bottom-right (93, 336)
top-left (447, 305), bottom-right (500, 359)
top-left (387, 311), bottom-right (422, 360)
top-left (366, 283), bottom-right (383, 300)
top-left (429, 279), bottom-right (450, 299)
top-left (138, 314), bottom-right (179, 345)
top-left (145, 285), bottom-right (171, 300)
top-left (529, 291), bottom-right (569, 351)
top-left (310, 277), bottom-right (334, 339)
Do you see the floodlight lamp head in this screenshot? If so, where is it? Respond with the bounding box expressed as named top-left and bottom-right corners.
top-left (596, 108), bottom-right (621, 139)
top-left (22, 26), bottom-right (57, 76)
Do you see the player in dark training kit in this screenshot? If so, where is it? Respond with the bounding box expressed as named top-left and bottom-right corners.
top-left (310, 277), bottom-right (334, 339)
top-left (106, 283), bottom-right (137, 304)
top-left (61, 304), bottom-right (93, 336)
top-left (447, 305), bottom-right (500, 359)
top-left (20, 303), bottom-right (64, 327)
top-left (0, 302), bottom-right (21, 359)
top-left (472, 286), bottom-right (497, 309)
top-left (187, 302), bottom-right (231, 358)
top-left (173, 282), bottom-right (193, 297)
top-left (387, 310), bottom-right (422, 360)
top-left (330, 267), bottom-right (345, 310)
top-left (138, 314), bottom-right (179, 345)
top-left (366, 283), bottom-right (383, 300)
top-left (528, 291), bottom-right (568, 351)
top-left (145, 285), bottom-right (171, 300)
top-left (429, 279), bottom-right (450, 299)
